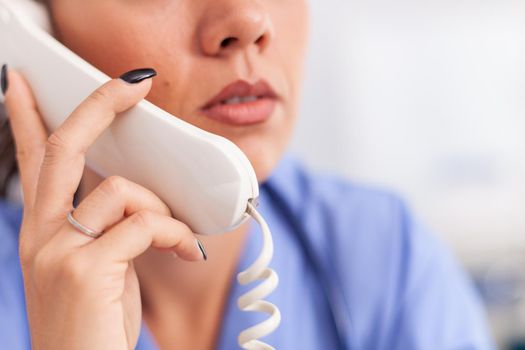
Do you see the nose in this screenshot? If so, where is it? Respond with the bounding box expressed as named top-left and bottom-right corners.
top-left (197, 1), bottom-right (273, 56)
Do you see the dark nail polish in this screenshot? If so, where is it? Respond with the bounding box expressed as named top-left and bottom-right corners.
top-left (119, 68), bottom-right (157, 84)
top-left (196, 239), bottom-right (208, 261)
top-left (1, 64), bottom-right (8, 95)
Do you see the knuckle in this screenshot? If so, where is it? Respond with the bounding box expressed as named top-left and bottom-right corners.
top-left (102, 175), bottom-right (129, 197)
top-left (44, 131), bottom-right (84, 162)
top-left (18, 243), bottom-right (34, 270)
top-left (15, 142), bottom-right (45, 164)
top-left (143, 190), bottom-right (172, 217)
top-left (32, 248), bottom-right (53, 279)
top-left (32, 247), bottom-right (92, 291)
top-left (131, 210), bottom-right (156, 228)
top-left (159, 202), bottom-right (172, 217)
top-left (88, 87), bottom-right (113, 108)
top-left (151, 194), bottom-right (172, 216)
top-left (59, 253), bottom-right (88, 285)
top-left (45, 132), bottom-right (68, 156)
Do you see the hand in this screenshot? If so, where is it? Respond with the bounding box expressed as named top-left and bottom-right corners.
top-left (3, 67), bottom-right (206, 350)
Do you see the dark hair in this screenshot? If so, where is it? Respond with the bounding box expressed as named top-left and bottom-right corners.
top-left (0, 103), bottom-right (18, 198)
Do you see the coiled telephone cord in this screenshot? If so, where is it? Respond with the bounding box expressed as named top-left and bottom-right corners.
top-left (237, 201), bottom-right (281, 350)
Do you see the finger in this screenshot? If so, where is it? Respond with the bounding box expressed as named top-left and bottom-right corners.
top-left (56, 175), bottom-right (171, 247)
top-left (4, 68), bottom-right (47, 208)
top-left (34, 69), bottom-right (156, 220)
top-left (87, 210), bottom-right (205, 263)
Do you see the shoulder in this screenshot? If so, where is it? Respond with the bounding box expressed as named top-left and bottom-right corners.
top-left (265, 153), bottom-right (465, 271)
top-left (0, 199), bottom-right (31, 350)
top-left (263, 153), bottom-right (412, 253)
top-left (263, 153), bottom-right (426, 300)
top-left (264, 152), bottom-right (405, 218)
top-left (264, 154), bottom-right (494, 349)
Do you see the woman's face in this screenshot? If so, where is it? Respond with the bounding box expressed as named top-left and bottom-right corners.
top-left (48, 0), bottom-right (309, 181)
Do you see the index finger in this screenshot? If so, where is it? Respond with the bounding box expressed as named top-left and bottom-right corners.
top-left (34, 68), bottom-right (157, 221)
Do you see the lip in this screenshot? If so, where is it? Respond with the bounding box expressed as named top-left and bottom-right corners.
top-left (201, 80), bottom-right (278, 126)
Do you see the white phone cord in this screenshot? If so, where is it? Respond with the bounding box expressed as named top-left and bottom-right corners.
top-left (237, 201), bottom-right (281, 350)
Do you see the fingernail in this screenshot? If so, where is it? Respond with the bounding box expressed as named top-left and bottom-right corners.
top-left (119, 68), bottom-right (157, 84)
top-left (195, 238), bottom-right (207, 261)
top-left (1, 64), bottom-right (8, 95)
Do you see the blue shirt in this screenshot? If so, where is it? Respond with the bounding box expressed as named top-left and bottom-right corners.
top-left (0, 154), bottom-right (494, 349)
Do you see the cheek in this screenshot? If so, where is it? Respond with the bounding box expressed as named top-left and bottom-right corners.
top-left (271, 1), bottom-right (309, 71)
top-left (52, 3), bottom-right (197, 120)
top-left (52, 3), bottom-right (189, 78)
top-left (269, 1), bottom-right (309, 114)
top-left (52, 6), bottom-right (192, 126)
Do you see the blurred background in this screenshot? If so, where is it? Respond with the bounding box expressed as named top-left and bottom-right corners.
top-left (291, 0), bottom-right (525, 348)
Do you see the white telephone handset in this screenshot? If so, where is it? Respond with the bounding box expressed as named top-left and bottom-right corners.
top-left (0, 0), bottom-right (258, 236)
top-left (0, 0), bottom-right (280, 348)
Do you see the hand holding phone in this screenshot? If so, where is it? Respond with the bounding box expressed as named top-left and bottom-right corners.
top-left (5, 66), bottom-right (208, 350)
top-left (0, 0), bottom-right (259, 236)
top-left (1, 1), bottom-right (280, 347)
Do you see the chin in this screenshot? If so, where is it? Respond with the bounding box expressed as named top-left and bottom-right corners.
top-left (233, 135), bottom-right (287, 183)
top-left (230, 121), bottom-right (294, 184)
top-left (250, 151), bottom-right (280, 183)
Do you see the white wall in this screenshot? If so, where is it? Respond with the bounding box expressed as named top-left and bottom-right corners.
top-left (292, 0), bottom-right (525, 268)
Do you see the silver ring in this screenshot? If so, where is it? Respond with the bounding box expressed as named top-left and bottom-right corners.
top-left (67, 210), bottom-right (103, 239)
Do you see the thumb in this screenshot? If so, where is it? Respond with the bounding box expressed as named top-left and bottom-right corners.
top-left (3, 66), bottom-right (48, 209)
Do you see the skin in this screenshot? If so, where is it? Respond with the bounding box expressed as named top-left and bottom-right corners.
top-left (5, 0), bottom-right (309, 349)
